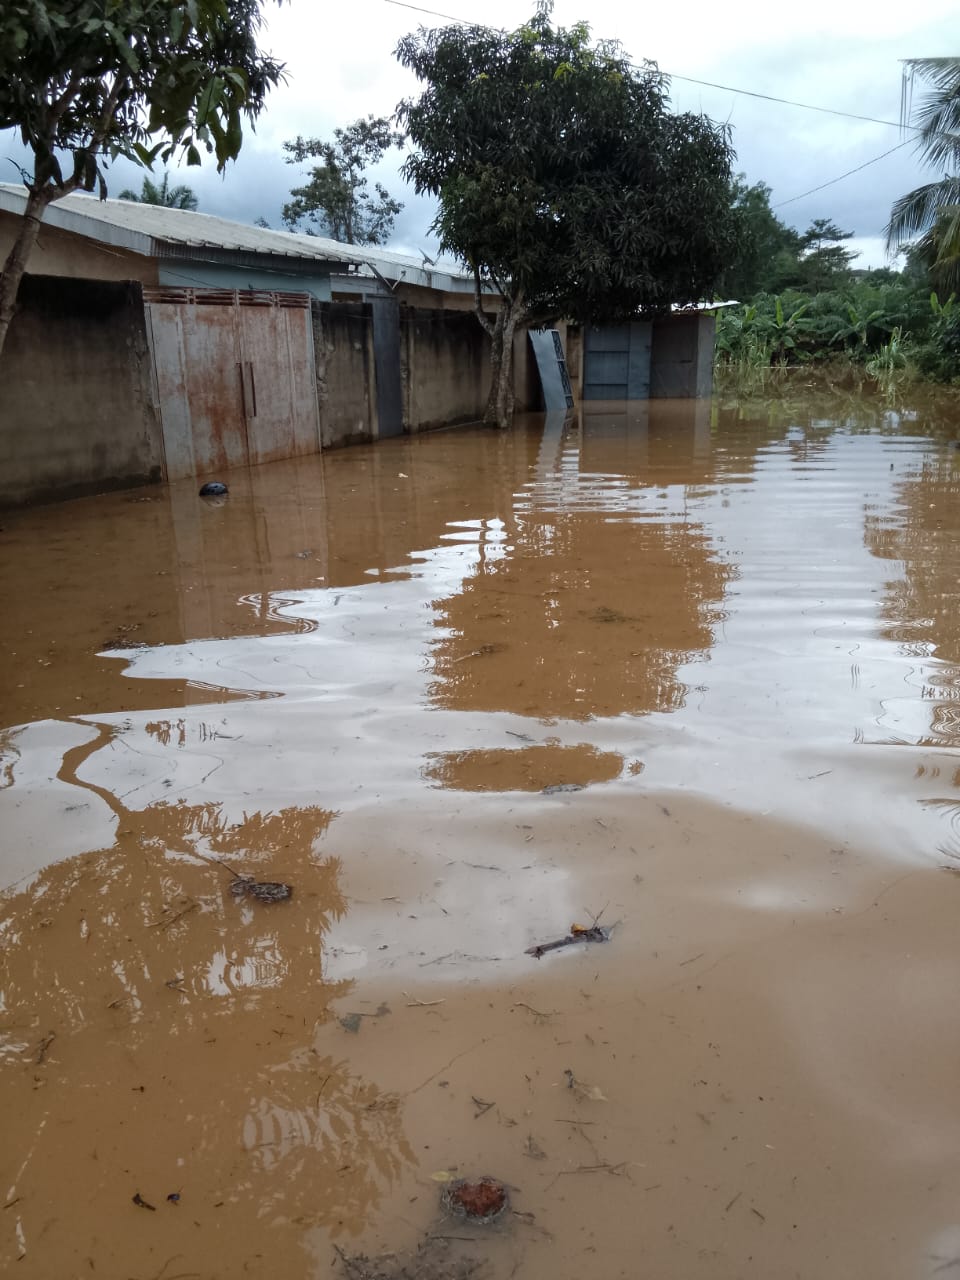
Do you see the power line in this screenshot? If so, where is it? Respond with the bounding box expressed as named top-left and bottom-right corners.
top-left (667, 73), bottom-right (916, 132)
top-left (385, 0), bottom-right (467, 20)
top-left (774, 140), bottom-right (913, 208)
top-left (383, 0), bottom-right (925, 213)
top-left (382, 0), bottom-right (918, 132)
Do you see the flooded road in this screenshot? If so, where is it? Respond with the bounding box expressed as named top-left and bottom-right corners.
top-left (3, 385), bottom-right (960, 1279)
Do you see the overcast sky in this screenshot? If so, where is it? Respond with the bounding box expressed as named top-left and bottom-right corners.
top-left (4, 0), bottom-right (956, 268)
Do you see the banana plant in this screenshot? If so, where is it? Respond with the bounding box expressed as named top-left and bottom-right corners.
top-left (830, 302), bottom-right (890, 351)
top-left (766, 295), bottom-right (810, 362)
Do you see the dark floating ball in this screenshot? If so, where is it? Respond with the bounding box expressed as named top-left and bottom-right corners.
top-left (199, 481), bottom-right (228, 497)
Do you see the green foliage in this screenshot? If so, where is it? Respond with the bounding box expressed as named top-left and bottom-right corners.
top-left (715, 279), bottom-right (960, 382)
top-left (0, 0), bottom-right (285, 198)
top-left (886, 58), bottom-right (960, 292)
top-left (911, 292), bottom-right (960, 380)
top-left (395, 5), bottom-right (738, 324)
top-left (721, 176), bottom-right (803, 298)
top-left (797, 218), bottom-right (859, 292)
top-left (282, 116), bottom-right (404, 245)
top-left (0, 0), bottom-right (284, 353)
top-left (119, 171), bottom-right (199, 210)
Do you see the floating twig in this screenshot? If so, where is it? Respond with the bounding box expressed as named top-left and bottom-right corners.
top-left (34, 1032), bottom-right (55, 1065)
top-left (526, 926), bottom-right (608, 958)
top-left (146, 900), bottom-right (199, 931)
top-left (512, 1001), bottom-right (553, 1019)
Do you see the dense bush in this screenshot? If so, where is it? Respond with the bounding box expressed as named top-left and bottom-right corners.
top-left (715, 282), bottom-right (960, 383)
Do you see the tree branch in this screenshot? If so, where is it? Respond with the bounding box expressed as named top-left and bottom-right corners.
top-left (472, 261), bottom-right (496, 336)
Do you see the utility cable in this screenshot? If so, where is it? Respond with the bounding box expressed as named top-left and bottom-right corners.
top-left (381, 0), bottom-right (920, 132)
top-left (773, 140), bottom-right (913, 207)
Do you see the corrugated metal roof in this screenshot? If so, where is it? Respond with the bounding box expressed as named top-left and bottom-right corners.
top-left (0, 183), bottom-right (475, 292)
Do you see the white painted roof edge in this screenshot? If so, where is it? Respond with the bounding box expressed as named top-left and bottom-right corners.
top-left (0, 183), bottom-right (476, 292)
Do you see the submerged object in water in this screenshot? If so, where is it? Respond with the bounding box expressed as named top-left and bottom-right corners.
top-left (199, 481), bottom-right (228, 497)
top-left (230, 876), bottom-right (293, 903)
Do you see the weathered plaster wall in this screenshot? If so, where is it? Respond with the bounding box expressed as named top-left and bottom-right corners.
top-left (0, 275), bottom-right (163, 506)
top-left (312, 301), bottom-right (378, 448)
top-left (0, 210), bottom-right (158, 285)
top-left (401, 307), bottom-right (489, 431)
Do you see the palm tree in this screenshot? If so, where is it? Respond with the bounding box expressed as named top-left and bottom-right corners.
top-left (886, 57), bottom-right (960, 291)
top-left (118, 171), bottom-right (199, 211)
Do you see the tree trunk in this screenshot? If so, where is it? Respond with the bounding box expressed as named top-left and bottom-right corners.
top-left (483, 308), bottom-right (506, 425)
top-left (481, 296), bottom-right (526, 430)
top-left (494, 302), bottom-right (524, 429)
top-left (0, 186), bottom-right (53, 358)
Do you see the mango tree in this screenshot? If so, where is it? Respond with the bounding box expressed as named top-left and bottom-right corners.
top-left (0, 0), bottom-right (285, 355)
top-left (396, 3), bottom-right (737, 428)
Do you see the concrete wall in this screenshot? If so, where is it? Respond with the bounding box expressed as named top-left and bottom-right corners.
top-left (0, 275), bottom-right (163, 506)
top-left (401, 307), bottom-right (489, 431)
top-left (313, 301), bottom-right (497, 444)
top-left (385, 282), bottom-right (481, 312)
top-left (312, 300), bottom-right (379, 448)
top-left (0, 210), bottom-right (157, 285)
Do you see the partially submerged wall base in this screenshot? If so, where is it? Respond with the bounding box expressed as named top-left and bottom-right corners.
top-left (0, 276), bottom-right (162, 506)
top-left (313, 301), bottom-right (493, 447)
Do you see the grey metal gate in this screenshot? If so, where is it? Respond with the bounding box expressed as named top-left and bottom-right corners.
top-left (582, 321), bottom-right (652, 400)
top-left (369, 296), bottom-right (403, 438)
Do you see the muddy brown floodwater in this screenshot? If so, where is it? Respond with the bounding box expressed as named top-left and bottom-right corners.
top-left (3, 387), bottom-right (960, 1279)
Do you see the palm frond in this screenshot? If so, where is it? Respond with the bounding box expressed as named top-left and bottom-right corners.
top-left (885, 177), bottom-right (960, 250)
top-left (902, 57), bottom-right (960, 95)
top-left (901, 57), bottom-right (960, 169)
top-left (931, 205), bottom-right (960, 291)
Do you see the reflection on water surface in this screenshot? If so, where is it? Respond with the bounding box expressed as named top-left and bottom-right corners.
top-left (4, 383), bottom-right (960, 1278)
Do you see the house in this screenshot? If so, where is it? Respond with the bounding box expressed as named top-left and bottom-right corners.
top-left (0, 184), bottom-right (483, 306)
top-left (0, 186), bottom-right (717, 507)
top-left (0, 186), bottom-right (524, 505)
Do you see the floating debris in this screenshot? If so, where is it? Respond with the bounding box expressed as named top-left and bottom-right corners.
top-left (132, 1192), bottom-right (156, 1211)
top-left (187, 851), bottom-right (293, 904)
top-left (440, 1176), bottom-right (509, 1223)
top-left (523, 1135), bottom-right (547, 1160)
top-left (338, 1003), bottom-right (390, 1034)
top-left (198, 481), bottom-right (228, 497)
top-left (563, 1068), bottom-right (608, 1103)
top-left (525, 923), bottom-right (608, 958)
top-left (334, 1237), bottom-right (483, 1280)
top-left (541, 783), bottom-right (585, 795)
top-left (229, 876), bottom-right (293, 904)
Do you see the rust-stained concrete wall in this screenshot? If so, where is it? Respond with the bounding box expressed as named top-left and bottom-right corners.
top-left (401, 307), bottom-right (489, 431)
top-left (311, 300), bottom-right (378, 448)
top-left (0, 275), bottom-right (163, 506)
top-left (314, 301), bottom-right (497, 443)
top-left (0, 210), bottom-right (158, 285)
